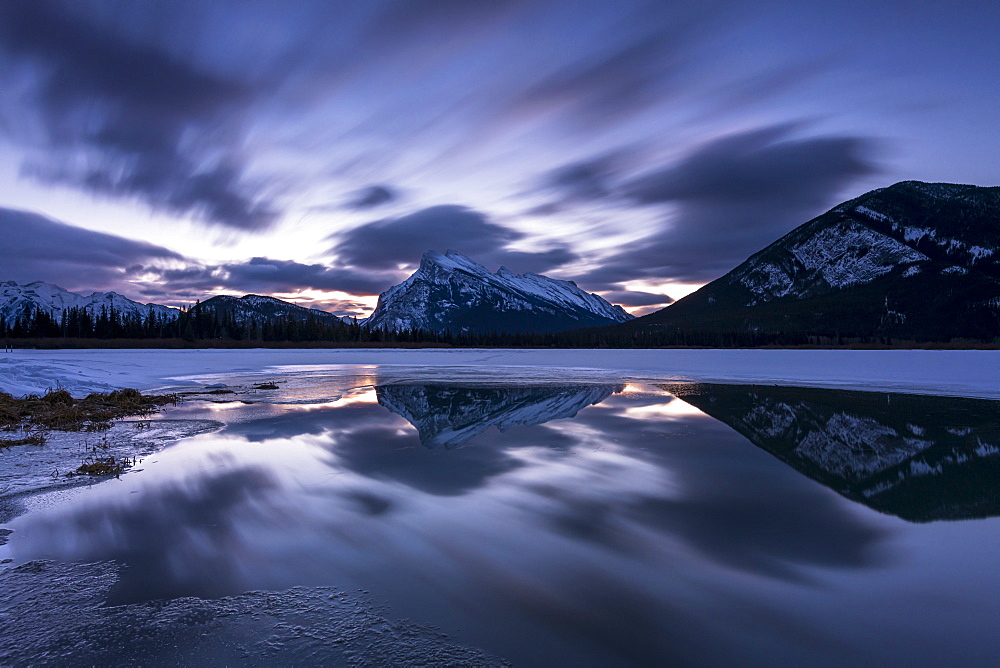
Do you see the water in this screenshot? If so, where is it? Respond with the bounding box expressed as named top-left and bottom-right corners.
top-left (2, 369), bottom-right (999, 665)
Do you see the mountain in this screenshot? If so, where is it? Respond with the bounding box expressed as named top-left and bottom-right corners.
top-left (0, 280), bottom-right (178, 322)
top-left (666, 383), bottom-right (1000, 522)
top-left (365, 250), bottom-right (633, 334)
top-left (192, 294), bottom-right (354, 326)
top-left (376, 382), bottom-right (620, 448)
top-left (622, 181), bottom-right (1000, 341)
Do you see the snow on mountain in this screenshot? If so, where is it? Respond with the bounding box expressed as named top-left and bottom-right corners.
top-left (376, 382), bottom-right (620, 448)
top-left (734, 218), bottom-right (929, 305)
top-left (365, 250), bottom-right (633, 334)
top-left (0, 280), bottom-right (178, 322)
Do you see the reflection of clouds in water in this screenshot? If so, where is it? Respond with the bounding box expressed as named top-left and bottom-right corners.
top-left (7, 381), bottom-right (895, 665)
top-left (324, 417), bottom-right (525, 497)
top-left (13, 461), bottom-right (281, 604)
top-left (567, 403), bottom-right (889, 579)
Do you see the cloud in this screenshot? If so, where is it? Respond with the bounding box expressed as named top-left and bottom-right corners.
top-left (0, 2), bottom-right (276, 230)
top-left (329, 205), bottom-right (578, 274)
top-left (588, 124), bottom-right (878, 286)
top-left (0, 207), bottom-right (183, 293)
top-left (510, 4), bottom-right (721, 128)
top-left (133, 257), bottom-right (398, 302)
top-left (362, 0), bottom-right (528, 47)
top-left (540, 154), bottom-right (620, 201)
top-left (345, 185), bottom-right (397, 210)
top-left (220, 258), bottom-right (393, 295)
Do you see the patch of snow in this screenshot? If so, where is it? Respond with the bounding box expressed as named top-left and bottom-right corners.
top-left (853, 205), bottom-right (894, 225)
top-left (903, 226), bottom-right (936, 243)
top-left (968, 245), bottom-right (996, 261)
top-left (975, 441), bottom-right (999, 457)
top-left (909, 459), bottom-right (943, 476)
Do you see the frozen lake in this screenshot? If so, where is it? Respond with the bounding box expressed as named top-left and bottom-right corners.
top-left (2, 362), bottom-right (999, 665)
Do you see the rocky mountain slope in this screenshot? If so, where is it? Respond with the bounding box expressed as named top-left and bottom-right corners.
top-left (0, 281), bottom-right (178, 322)
top-left (365, 250), bottom-right (633, 334)
top-left (623, 181), bottom-right (1000, 340)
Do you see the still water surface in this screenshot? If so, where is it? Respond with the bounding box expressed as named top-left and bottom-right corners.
top-left (2, 369), bottom-right (999, 665)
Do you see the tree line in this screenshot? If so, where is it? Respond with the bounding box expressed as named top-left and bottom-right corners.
top-left (1, 303), bottom-right (995, 349)
top-left (0, 303), bottom-right (443, 344)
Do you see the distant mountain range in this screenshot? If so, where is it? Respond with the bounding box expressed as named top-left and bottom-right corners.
top-left (0, 282), bottom-right (357, 328)
top-left (1, 250), bottom-right (632, 335)
top-left (4, 180), bottom-right (999, 341)
top-left (618, 181), bottom-right (1000, 341)
top-left (0, 280), bottom-right (178, 322)
top-left (365, 250), bottom-right (633, 334)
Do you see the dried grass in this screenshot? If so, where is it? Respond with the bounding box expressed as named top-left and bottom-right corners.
top-left (70, 456), bottom-right (133, 476)
top-left (0, 388), bottom-right (177, 433)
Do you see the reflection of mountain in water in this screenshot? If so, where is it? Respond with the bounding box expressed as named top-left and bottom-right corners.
top-left (665, 384), bottom-right (1000, 522)
top-left (376, 384), bottom-right (621, 448)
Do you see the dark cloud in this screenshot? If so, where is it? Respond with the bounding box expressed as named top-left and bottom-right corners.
top-left (0, 1), bottom-right (276, 230)
top-left (0, 207), bottom-right (182, 292)
top-left (589, 124), bottom-right (878, 286)
top-left (600, 290), bottom-right (674, 307)
top-left (363, 0), bottom-right (528, 47)
top-left (133, 257), bottom-right (397, 301)
top-left (541, 154), bottom-right (620, 201)
top-left (329, 205), bottom-right (578, 274)
top-left (623, 124), bottom-right (873, 205)
top-left (346, 185), bottom-right (397, 210)
top-left (222, 257), bottom-right (393, 295)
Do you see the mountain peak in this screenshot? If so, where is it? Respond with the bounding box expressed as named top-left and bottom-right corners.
top-left (418, 249), bottom-right (487, 274)
top-left (367, 251), bottom-right (633, 334)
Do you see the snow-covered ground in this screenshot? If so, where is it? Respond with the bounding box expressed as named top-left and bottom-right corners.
top-left (0, 348), bottom-right (997, 399)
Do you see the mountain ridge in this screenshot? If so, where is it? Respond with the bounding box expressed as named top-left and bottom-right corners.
top-left (193, 294), bottom-right (355, 326)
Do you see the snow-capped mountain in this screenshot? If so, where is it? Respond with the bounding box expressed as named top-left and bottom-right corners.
top-left (667, 383), bottom-right (1000, 522)
top-left (626, 181), bottom-right (1000, 340)
top-left (193, 294), bottom-right (355, 325)
top-left (365, 250), bottom-right (633, 334)
top-left (376, 382), bottom-right (620, 448)
top-left (0, 280), bottom-right (178, 322)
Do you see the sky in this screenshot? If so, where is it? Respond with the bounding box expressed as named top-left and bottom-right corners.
top-left (1, 0), bottom-right (998, 317)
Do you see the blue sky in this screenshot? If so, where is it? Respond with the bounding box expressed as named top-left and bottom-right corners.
top-left (1, 0), bottom-right (998, 315)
